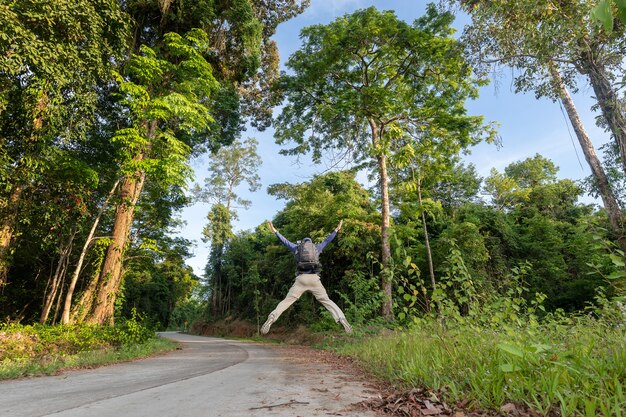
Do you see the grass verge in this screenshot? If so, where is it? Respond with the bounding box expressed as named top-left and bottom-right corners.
top-left (335, 315), bottom-right (626, 417)
top-left (0, 318), bottom-right (178, 381)
top-left (0, 337), bottom-right (176, 380)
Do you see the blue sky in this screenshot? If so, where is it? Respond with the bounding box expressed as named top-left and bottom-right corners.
top-left (178, 0), bottom-right (610, 276)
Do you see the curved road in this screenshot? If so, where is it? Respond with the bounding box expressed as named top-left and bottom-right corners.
top-left (0, 332), bottom-right (379, 417)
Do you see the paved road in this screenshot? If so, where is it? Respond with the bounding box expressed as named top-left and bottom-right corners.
top-left (0, 332), bottom-right (380, 417)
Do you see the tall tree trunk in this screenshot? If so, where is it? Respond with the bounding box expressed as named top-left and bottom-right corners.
top-left (88, 170), bottom-right (145, 325)
top-left (40, 231), bottom-right (75, 323)
top-left (51, 271), bottom-right (66, 324)
top-left (87, 119), bottom-right (155, 325)
top-left (417, 177), bottom-right (436, 291)
top-left (370, 118), bottom-right (393, 319)
top-left (549, 64), bottom-right (626, 251)
top-left (61, 179), bottom-right (120, 324)
top-left (71, 267), bottom-right (101, 323)
top-left (578, 49), bottom-right (626, 176)
top-left (0, 185), bottom-right (23, 289)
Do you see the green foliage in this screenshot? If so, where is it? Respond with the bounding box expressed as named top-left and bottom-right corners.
top-left (169, 296), bottom-right (205, 331)
top-left (274, 5), bottom-right (496, 317)
top-left (587, 233), bottom-right (626, 295)
top-left (0, 0), bottom-right (128, 119)
top-left (121, 228), bottom-right (199, 330)
top-left (113, 28), bottom-right (219, 182)
top-left (0, 318), bottom-right (155, 363)
top-left (113, 308), bottom-right (155, 345)
top-left (395, 251), bottom-right (429, 323)
top-left (338, 256), bottom-right (383, 325)
top-left (592, 0), bottom-right (626, 32)
top-left (194, 137), bottom-right (262, 212)
top-left (337, 294), bottom-right (626, 416)
top-left (0, 0), bottom-right (306, 325)
top-left (194, 137), bottom-right (262, 319)
top-left (202, 171), bottom-right (380, 326)
top-left (275, 5), bottom-right (494, 163)
top-left (0, 323), bottom-right (173, 380)
top-left (585, 142), bottom-right (626, 208)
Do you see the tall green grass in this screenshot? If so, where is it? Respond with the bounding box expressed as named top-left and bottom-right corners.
top-left (338, 315), bottom-right (626, 416)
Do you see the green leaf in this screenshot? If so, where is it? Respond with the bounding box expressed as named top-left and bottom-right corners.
top-left (609, 254), bottom-right (625, 267)
top-left (607, 271), bottom-right (626, 280)
top-left (500, 363), bottom-right (522, 373)
top-left (592, 0), bottom-right (614, 32)
top-left (530, 343), bottom-right (552, 354)
top-left (497, 342), bottom-right (524, 358)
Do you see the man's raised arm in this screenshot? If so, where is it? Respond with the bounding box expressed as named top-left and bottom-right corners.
top-left (268, 221), bottom-right (297, 252)
top-left (317, 220), bottom-right (343, 253)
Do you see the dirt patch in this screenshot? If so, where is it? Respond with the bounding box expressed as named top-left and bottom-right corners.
top-left (191, 319), bottom-right (257, 338)
top-left (362, 389), bottom-right (551, 417)
top-left (190, 321), bottom-right (548, 417)
top-left (277, 345), bottom-right (551, 417)
top-left (191, 319), bottom-right (325, 345)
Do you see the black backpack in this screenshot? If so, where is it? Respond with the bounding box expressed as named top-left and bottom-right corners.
top-left (296, 239), bottom-right (319, 271)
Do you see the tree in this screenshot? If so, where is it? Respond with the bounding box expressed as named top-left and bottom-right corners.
top-left (485, 155), bottom-right (558, 209)
top-left (274, 6), bottom-right (494, 318)
top-left (457, 0), bottom-right (626, 249)
top-left (0, 0), bottom-right (309, 324)
top-left (84, 30), bottom-right (219, 324)
top-left (122, 236), bottom-right (198, 329)
top-left (194, 137), bottom-right (261, 317)
top-left (195, 137), bottom-right (262, 215)
top-left (392, 136), bottom-right (483, 299)
top-left (85, 0), bottom-right (309, 325)
top-left (0, 0), bottom-right (128, 288)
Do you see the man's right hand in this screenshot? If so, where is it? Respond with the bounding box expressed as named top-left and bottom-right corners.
top-left (268, 221), bottom-right (277, 233)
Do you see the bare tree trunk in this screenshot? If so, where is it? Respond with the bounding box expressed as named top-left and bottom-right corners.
top-left (61, 179), bottom-right (120, 324)
top-left (0, 186), bottom-right (23, 289)
top-left (549, 64), bottom-right (626, 251)
top-left (71, 268), bottom-right (101, 323)
top-left (88, 170), bottom-right (145, 325)
top-left (578, 49), bottom-right (626, 176)
top-left (370, 118), bottom-right (393, 319)
top-left (213, 244), bottom-right (223, 318)
top-left (40, 231), bottom-right (75, 323)
top-left (417, 177), bottom-right (436, 290)
top-left (51, 271), bottom-right (66, 325)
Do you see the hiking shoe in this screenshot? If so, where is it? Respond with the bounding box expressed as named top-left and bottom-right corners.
top-left (338, 317), bottom-right (353, 334)
top-left (261, 313), bottom-right (276, 335)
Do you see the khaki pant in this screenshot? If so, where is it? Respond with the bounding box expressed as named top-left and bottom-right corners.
top-left (269, 274), bottom-right (346, 322)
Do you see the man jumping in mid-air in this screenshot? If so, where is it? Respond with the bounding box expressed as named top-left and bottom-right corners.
top-left (261, 220), bottom-right (352, 335)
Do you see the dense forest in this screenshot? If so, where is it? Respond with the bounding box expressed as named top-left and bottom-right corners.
top-left (1, 0), bottom-right (624, 333)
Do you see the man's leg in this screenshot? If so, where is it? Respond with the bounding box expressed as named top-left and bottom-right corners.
top-left (307, 275), bottom-right (353, 334)
top-left (261, 277), bottom-right (306, 334)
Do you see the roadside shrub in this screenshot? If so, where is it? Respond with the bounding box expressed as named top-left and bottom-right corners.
top-left (0, 326), bottom-right (40, 361)
top-left (113, 308), bottom-right (155, 345)
top-left (0, 313), bottom-right (155, 363)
